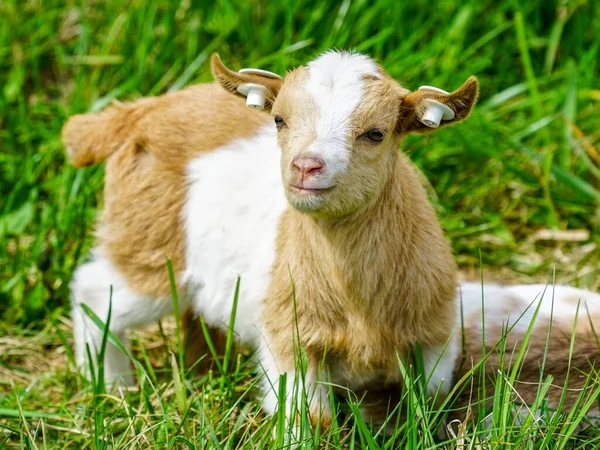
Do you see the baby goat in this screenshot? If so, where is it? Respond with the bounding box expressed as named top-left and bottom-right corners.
top-left (63, 51), bottom-right (476, 425)
top-left (62, 51), bottom-right (599, 428)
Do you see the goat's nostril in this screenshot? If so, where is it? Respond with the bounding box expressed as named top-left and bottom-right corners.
top-left (293, 157), bottom-right (325, 176)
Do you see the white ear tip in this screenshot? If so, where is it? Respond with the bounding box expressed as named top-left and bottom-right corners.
top-left (417, 86), bottom-right (455, 128)
top-left (237, 83), bottom-right (268, 110)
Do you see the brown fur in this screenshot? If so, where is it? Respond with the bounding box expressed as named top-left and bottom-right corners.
top-left (263, 153), bottom-right (458, 376)
top-left (65, 52), bottom-right (480, 427)
top-left (210, 53), bottom-right (282, 109)
top-left (399, 77), bottom-right (480, 134)
top-left (63, 83), bottom-right (270, 295)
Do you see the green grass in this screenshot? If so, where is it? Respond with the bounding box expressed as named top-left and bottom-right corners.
top-left (1, 0), bottom-right (600, 447)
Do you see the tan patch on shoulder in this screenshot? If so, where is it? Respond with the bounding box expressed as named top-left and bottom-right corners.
top-left (98, 144), bottom-right (187, 295)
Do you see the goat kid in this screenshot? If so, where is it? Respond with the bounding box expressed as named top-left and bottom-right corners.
top-left (62, 51), bottom-right (599, 428)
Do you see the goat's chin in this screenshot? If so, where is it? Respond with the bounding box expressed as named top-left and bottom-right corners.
top-left (286, 190), bottom-right (326, 214)
top-left (286, 189), bottom-right (362, 219)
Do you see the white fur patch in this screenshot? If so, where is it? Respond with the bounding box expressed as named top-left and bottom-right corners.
top-left (458, 282), bottom-right (600, 338)
top-left (305, 51), bottom-right (380, 180)
top-left (423, 336), bottom-right (460, 398)
top-left (257, 337), bottom-right (329, 420)
top-left (183, 126), bottom-right (288, 345)
top-left (71, 252), bottom-right (176, 385)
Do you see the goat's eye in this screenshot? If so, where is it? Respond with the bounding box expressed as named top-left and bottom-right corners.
top-left (366, 129), bottom-right (385, 142)
top-left (274, 116), bottom-right (286, 128)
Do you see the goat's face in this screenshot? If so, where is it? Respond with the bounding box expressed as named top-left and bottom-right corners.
top-left (211, 51), bottom-right (479, 219)
top-left (272, 52), bottom-right (407, 218)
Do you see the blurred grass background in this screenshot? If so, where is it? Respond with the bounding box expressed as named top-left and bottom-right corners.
top-left (1, 0), bottom-right (599, 327)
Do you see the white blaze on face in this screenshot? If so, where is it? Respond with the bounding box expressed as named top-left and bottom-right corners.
top-left (305, 51), bottom-right (381, 179)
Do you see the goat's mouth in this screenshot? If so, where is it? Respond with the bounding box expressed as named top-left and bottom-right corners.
top-left (288, 184), bottom-right (335, 195)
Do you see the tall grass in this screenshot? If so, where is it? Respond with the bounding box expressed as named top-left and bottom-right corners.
top-left (5, 281), bottom-right (600, 448)
top-left (1, 0), bottom-right (599, 447)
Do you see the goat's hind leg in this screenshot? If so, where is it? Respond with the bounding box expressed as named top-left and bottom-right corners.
top-left (71, 255), bottom-right (175, 386)
top-left (258, 341), bottom-right (332, 431)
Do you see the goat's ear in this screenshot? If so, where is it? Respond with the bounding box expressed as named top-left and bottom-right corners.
top-left (211, 53), bottom-right (282, 111)
top-left (398, 76), bottom-right (479, 134)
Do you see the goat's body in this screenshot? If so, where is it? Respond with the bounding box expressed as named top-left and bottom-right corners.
top-left (65, 83), bottom-right (272, 299)
top-left (458, 282), bottom-right (600, 412)
top-left (182, 125), bottom-right (286, 345)
top-left (71, 113), bottom-right (284, 368)
top-left (69, 85), bottom-right (280, 385)
top-left (71, 132), bottom-right (600, 419)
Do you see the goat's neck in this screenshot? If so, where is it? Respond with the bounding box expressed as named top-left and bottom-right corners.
top-left (293, 156), bottom-right (414, 305)
top-left (306, 178), bottom-right (401, 251)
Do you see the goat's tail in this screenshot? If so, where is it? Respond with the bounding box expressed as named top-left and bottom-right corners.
top-left (61, 99), bottom-right (151, 168)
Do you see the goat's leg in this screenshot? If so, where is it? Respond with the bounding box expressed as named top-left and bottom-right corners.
top-left (257, 341), bottom-right (331, 430)
top-left (71, 255), bottom-right (176, 386)
top-left (422, 338), bottom-right (459, 400)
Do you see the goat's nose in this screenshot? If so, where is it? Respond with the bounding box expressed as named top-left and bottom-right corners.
top-left (292, 157), bottom-right (325, 176)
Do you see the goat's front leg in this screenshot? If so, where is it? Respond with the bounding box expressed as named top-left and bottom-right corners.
top-left (351, 338), bottom-right (459, 434)
top-left (421, 337), bottom-right (459, 400)
top-left (257, 340), bottom-right (331, 430)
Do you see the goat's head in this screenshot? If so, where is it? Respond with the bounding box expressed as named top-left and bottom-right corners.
top-left (212, 51), bottom-right (479, 218)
